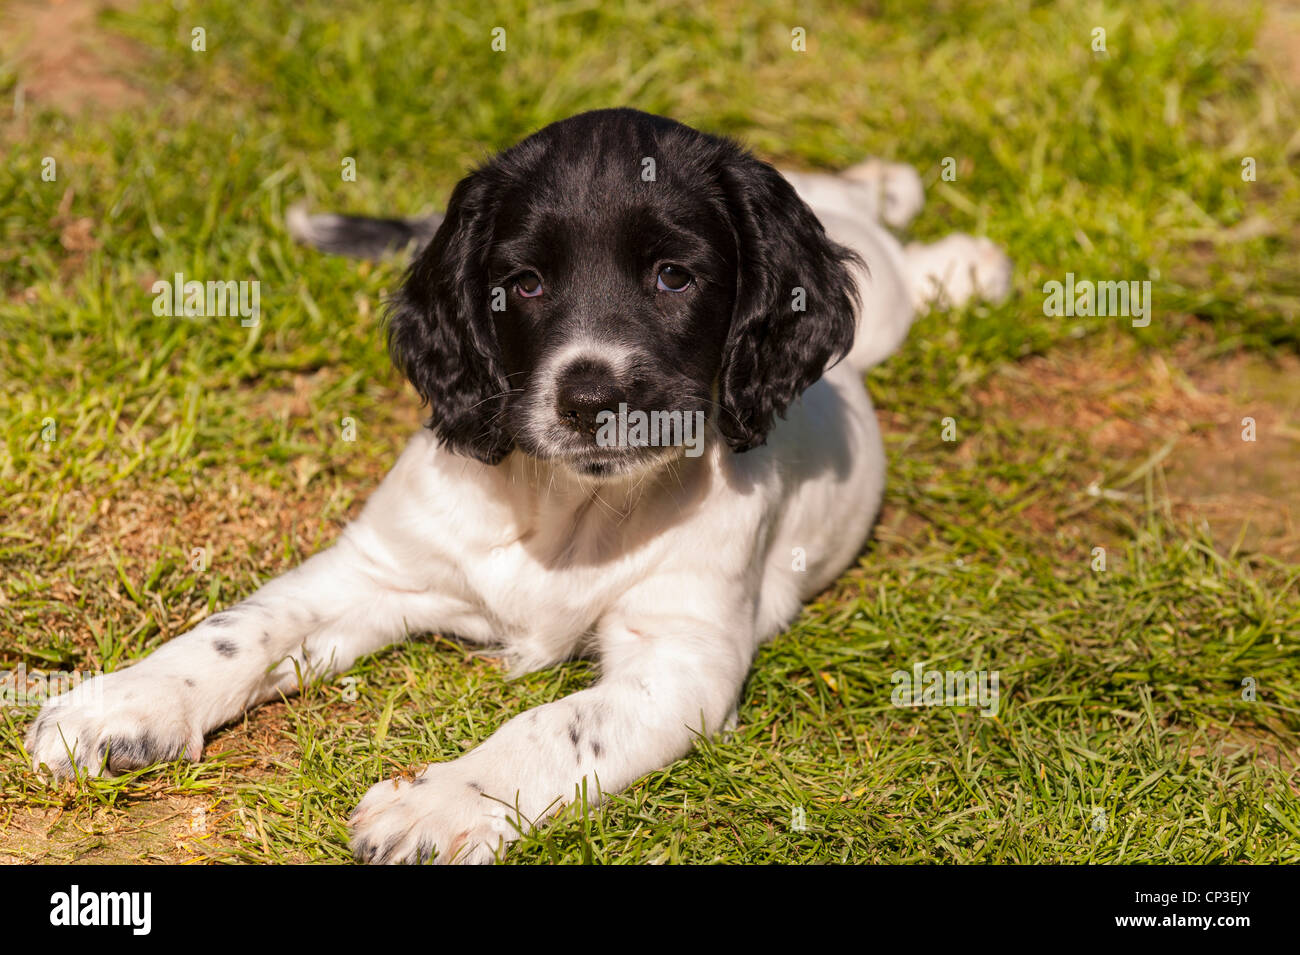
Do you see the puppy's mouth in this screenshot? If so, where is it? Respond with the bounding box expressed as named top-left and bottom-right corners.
top-left (515, 392), bottom-right (712, 479)
top-left (555, 445), bottom-right (670, 479)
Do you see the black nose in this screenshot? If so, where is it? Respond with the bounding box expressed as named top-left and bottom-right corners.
top-left (555, 362), bottom-right (625, 434)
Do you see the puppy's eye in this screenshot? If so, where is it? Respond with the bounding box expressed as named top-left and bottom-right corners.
top-left (656, 265), bottom-right (693, 293)
top-left (515, 271), bottom-right (544, 298)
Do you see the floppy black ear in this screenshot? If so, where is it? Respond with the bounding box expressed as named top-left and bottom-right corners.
top-left (715, 153), bottom-right (861, 452)
top-left (386, 171), bottom-right (513, 464)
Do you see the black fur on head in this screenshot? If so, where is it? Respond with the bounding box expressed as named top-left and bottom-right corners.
top-left (386, 108), bottom-right (861, 471)
top-left (386, 169), bottom-right (515, 464)
top-left (712, 152), bottom-right (862, 451)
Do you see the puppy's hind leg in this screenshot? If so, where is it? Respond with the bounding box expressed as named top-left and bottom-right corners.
top-left (903, 234), bottom-right (1013, 310)
top-left (840, 158), bottom-right (926, 229)
top-left (783, 160), bottom-right (925, 230)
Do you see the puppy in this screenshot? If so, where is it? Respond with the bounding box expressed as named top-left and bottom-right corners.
top-left (26, 108), bottom-right (1010, 863)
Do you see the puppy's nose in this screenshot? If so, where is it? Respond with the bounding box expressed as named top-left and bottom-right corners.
top-left (555, 363), bottom-right (624, 434)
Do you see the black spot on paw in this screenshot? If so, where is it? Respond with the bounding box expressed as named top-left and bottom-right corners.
top-left (104, 735), bottom-right (150, 773)
top-left (414, 837), bottom-right (438, 864)
top-left (352, 837), bottom-right (377, 864)
top-left (213, 639), bottom-right (238, 658)
top-left (373, 835), bottom-right (401, 865)
top-left (591, 740), bottom-right (604, 758)
top-left (206, 610), bottom-right (239, 628)
top-left (103, 732), bottom-right (183, 774)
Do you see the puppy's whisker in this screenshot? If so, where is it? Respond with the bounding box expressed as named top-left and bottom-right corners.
top-left (466, 388), bottom-right (523, 414)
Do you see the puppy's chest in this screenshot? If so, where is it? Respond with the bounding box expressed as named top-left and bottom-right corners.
top-left (456, 521), bottom-right (649, 649)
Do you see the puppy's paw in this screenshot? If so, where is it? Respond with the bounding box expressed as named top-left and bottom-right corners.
top-left (842, 159), bottom-right (926, 229)
top-left (350, 764), bottom-right (523, 865)
top-left (25, 670), bottom-right (203, 779)
top-left (905, 234), bottom-right (1013, 308)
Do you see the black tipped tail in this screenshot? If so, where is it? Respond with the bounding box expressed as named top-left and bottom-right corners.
top-left (286, 205), bottom-right (443, 259)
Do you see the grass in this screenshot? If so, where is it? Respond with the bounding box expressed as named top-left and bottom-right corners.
top-left (0, 0), bottom-right (1297, 863)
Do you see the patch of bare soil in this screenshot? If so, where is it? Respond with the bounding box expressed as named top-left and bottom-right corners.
top-left (1161, 351), bottom-right (1300, 560)
top-left (1258, 0), bottom-right (1300, 88)
top-left (0, 695), bottom-right (313, 863)
top-left (976, 334), bottom-right (1300, 559)
top-left (0, 795), bottom-right (252, 864)
top-left (0, 451), bottom-right (394, 654)
top-left (0, 665), bottom-right (335, 862)
top-left (1, 0), bottom-right (146, 117)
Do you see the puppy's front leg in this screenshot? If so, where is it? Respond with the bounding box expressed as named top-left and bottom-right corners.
top-left (350, 605), bottom-right (752, 864)
top-left (26, 527), bottom-right (458, 779)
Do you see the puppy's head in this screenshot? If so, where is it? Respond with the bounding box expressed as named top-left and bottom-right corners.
top-left (388, 108), bottom-right (860, 478)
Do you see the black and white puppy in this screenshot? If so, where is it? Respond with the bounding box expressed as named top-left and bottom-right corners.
top-left (27, 109), bottom-right (1010, 863)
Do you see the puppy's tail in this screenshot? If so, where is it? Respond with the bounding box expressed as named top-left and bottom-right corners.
top-left (286, 204), bottom-right (443, 259)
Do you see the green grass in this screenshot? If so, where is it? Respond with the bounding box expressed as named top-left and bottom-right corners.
top-left (1, 0), bottom-right (1297, 863)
